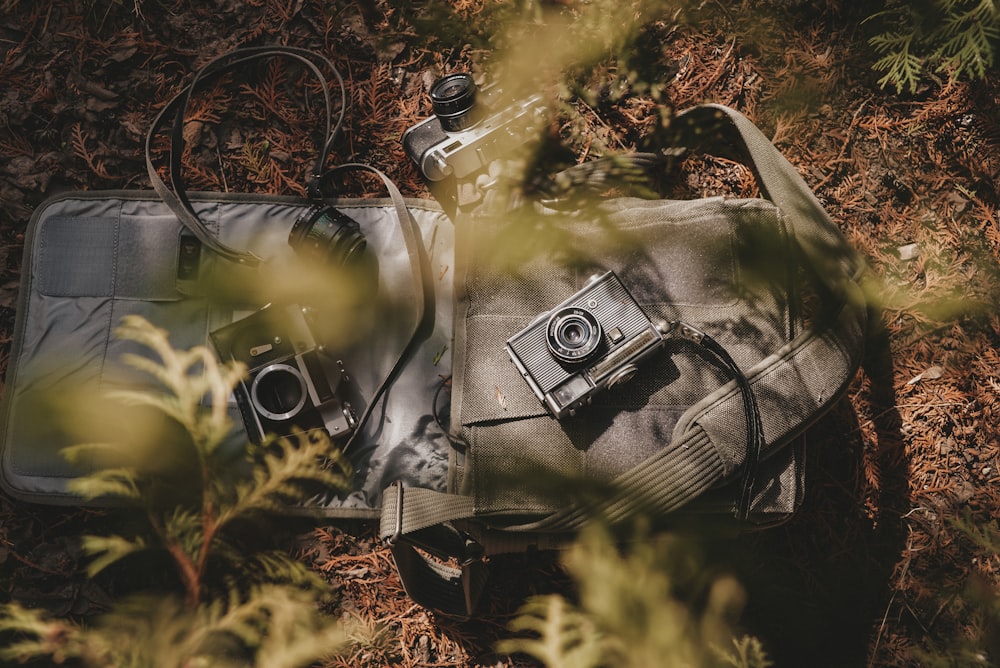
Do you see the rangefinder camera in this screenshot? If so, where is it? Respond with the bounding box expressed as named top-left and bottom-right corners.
top-left (402, 72), bottom-right (546, 181)
top-left (506, 271), bottom-right (669, 419)
top-left (210, 303), bottom-right (358, 445)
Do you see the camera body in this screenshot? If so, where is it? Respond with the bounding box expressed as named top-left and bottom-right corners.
top-left (506, 271), bottom-right (669, 419)
top-left (210, 303), bottom-right (358, 445)
top-left (402, 72), bottom-right (546, 182)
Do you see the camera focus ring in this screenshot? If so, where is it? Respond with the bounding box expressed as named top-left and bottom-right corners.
top-left (430, 73), bottom-right (479, 133)
top-left (289, 204), bottom-right (367, 266)
top-left (546, 307), bottom-right (602, 363)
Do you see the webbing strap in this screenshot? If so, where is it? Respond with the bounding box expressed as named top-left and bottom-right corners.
top-left (333, 164), bottom-right (436, 454)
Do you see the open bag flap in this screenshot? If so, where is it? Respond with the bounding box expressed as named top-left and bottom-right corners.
top-left (0, 191), bottom-right (454, 515)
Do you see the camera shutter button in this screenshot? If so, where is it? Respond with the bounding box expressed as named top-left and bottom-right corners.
top-left (606, 364), bottom-right (639, 389)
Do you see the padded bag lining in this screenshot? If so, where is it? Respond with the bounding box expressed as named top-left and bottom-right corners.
top-left (0, 192), bottom-right (453, 516)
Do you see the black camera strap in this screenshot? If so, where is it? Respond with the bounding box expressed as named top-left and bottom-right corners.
top-left (671, 322), bottom-right (765, 521)
top-left (145, 46), bottom-right (346, 265)
top-left (329, 163), bottom-right (436, 454)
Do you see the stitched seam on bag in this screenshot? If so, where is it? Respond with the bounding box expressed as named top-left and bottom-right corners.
top-left (96, 199), bottom-right (124, 393)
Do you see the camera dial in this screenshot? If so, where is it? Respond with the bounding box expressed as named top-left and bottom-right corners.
top-left (430, 73), bottom-right (480, 133)
top-left (605, 364), bottom-right (640, 389)
top-left (250, 363), bottom-right (308, 421)
top-left (546, 307), bottom-right (602, 363)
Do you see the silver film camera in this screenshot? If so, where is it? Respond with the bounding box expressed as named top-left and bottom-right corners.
top-left (210, 303), bottom-right (358, 445)
top-left (402, 72), bottom-right (546, 181)
top-left (506, 271), bottom-right (670, 419)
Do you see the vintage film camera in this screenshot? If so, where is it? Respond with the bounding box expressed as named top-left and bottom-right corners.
top-left (402, 72), bottom-right (546, 182)
top-left (211, 303), bottom-right (360, 445)
top-left (506, 271), bottom-right (670, 419)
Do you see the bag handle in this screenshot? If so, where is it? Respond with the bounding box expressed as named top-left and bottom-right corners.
top-left (677, 104), bottom-right (865, 293)
top-left (144, 46), bottom-right (345, 266)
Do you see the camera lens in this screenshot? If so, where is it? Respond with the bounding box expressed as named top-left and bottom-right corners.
top-left (289, 204), bottom-right (367, 266)
top-left (251, 363), bottom-right (308, 421)
top-left (430, 73), bottom-right (480, 133)
top-left (546, 307), bottom-right (602, 363)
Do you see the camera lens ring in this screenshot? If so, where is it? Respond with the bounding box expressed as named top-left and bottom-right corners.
top-left (289, 204), bottom-right (368, 266)
top-left (546, 307), bottom-right (602, 363)
top-left (430, 73), bottom-right (480, 133)
top-left (250, 363), bottom-right (308, 421)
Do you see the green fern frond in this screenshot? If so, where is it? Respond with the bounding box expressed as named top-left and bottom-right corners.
top-left (935, 19), bottom-right (999, 78)
top-left (239, 551), bottom-right (329, 591)
top-left (218, 431), bottom-right (352, 525)
top-left (713, 635), bottom-right (774, 668)
top-left (81, 534), bottom-right (149, 577)
top-left (954, 513), bottom-right (1000, 553)
top-left (240, 586), bottom-right (350, 668)
top-left (66, 464), bottom-right (142, 500)
top-left (62, 440), bottom-right (138, 467)
top-left (104, 388), bottom-right (192, 432)
top-left (867, 0), bottom-right (999, 92)
top-left (871, 32), bottom-right (924, 94)
top-left (498, 595), bottom-right (605, 668)
top-left (112, 316), bottom-right (246, 452)
top-left (161, 506), bottom-right (205, 562)
top-left (499, 523), bottom-right (770, 668)
top-left (0, 603), bottom-right (110, 665)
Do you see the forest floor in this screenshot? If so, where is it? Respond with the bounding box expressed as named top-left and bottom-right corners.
top-left (2, 1), bottom-right (1000, 666)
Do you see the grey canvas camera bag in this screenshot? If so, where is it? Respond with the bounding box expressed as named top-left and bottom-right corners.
top-left (378, 103), bottom-right (869, 616)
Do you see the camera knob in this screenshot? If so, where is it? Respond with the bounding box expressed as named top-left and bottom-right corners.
top-left (584, 272), bottom-right (605, 288)
top-left (606, 364), bottom-right (639, 389)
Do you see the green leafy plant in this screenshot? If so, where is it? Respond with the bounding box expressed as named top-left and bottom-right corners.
top-left (498, 522), bottom-right (771, 668)
top-left (867, 0), bottom-right (999, 93)
top-left (0, 316), bottom-right (355, 667)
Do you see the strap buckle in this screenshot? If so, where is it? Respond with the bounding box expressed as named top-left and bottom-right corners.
top-left (671, 320), bottom-right (706, 344)
top-left (386, 480), bottom-right (405, 547)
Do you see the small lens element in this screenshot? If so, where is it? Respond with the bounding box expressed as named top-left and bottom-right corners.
top-left (430, 73), bottom-right (480, 133)
top-left (289, 204), bottom-right (367, 266)
top-left (546, 307), bottom-right (602, 363)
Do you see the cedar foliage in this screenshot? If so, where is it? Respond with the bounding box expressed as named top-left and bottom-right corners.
top-left (498, 522), bottom-right (772, 668)
top-left (0, 316), bottom-right (355, 667)
top-left (867, 0), bottom-right (999, 93)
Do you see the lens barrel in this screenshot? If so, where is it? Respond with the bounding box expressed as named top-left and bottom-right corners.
top-left (430, 73), bottom-right (480, 133)
top-left (546, 307), bottom-right (602, 363)
top-left (289, 204), bottom-right (367, 266)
